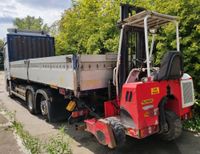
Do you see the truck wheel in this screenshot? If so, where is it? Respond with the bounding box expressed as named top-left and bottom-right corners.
top-left (27, 90), bottom-right (35, 114)
top-left (8, 87), bottom-right (14, 98)
top-left (7, 81), bottom-right (14, 98)
top-left (109, 119), bottom-right (126, 146)
top-left (26, 86), bottom-right (37, 114)
top-left (159, 110), bottom-right (182, 141)
top-left (36, 89), bottom-right (55, 123)
top-left (40, 96), bottom-right (49, 117)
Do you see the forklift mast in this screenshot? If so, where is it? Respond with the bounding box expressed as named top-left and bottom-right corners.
top-left (117, 4), bottom-right (146, 96)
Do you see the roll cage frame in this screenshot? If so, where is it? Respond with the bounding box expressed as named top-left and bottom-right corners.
top-left (115, 10), bottom-right (180, 96)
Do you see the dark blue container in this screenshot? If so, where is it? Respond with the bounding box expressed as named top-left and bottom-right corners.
top-left (7, 33), bottom-right (55, 62)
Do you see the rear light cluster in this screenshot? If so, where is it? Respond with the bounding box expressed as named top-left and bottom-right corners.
top-left (71, 109), bottom-right (89, 118)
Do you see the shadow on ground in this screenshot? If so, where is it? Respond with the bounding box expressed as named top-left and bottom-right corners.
top-left (63, 124), bottom-right (182, 154)
top-left (49, 120), bottom-right (190, 154)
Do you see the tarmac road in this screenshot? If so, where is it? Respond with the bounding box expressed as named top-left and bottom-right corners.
top-left (0, 71), bottom-right (200, 154)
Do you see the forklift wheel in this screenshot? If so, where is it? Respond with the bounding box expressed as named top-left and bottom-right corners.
top-left (109, 119), bottom-right (126, 146)
top-left (159, 110), bottom-right (182, 141)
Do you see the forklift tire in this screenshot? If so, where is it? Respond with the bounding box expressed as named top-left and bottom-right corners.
top-left (109, 120), bottom-right (126, 146)
top-left (159, 110), bottom-right (182, 141)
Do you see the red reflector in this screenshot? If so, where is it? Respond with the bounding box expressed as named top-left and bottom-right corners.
top-left (71, 109), bottom-right (89, 118)
top-left (59, 88), bottom-right (65, 95)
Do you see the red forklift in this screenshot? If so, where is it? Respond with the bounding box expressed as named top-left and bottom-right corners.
top-left (83, 4), bottom-right (195, 148)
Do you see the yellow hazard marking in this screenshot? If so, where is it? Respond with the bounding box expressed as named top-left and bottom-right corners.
top-left (151, 87), bottom-right (160, 95)
top-left (66, 101), bottom-right (76, 111)
top-left (142, 99), bottom-right (153, 105)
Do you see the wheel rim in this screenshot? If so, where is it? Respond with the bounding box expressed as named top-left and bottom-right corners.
top-left (27, 92), bottom-right (33, 110)
top-left (40, 98), bottom-right (48, 116)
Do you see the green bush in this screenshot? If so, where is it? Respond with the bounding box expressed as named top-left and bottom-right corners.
top-left (183, 103), bottom-right (200, 132)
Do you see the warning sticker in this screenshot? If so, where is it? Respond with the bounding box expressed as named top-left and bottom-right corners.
top-left (151, 87), bottom-right (160, 95)
top-left (142, 99), bottom-right (153, 105)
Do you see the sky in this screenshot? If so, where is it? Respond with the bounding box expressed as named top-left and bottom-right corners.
top-left (0, 0), bottom-right (71, 39)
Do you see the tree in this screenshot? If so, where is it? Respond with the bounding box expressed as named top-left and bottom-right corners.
top-left (0, 39), bottom-right (4, 70)
top-left (13, 16), bottom-right (50, 32)
top-left (56, 0), bottom-right (130, 55)
top-left (49, 20), bottom-right (60, 36)
top-left (0, 39), bottom-right (4, 50)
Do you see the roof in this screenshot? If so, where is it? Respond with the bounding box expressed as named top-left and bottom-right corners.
top-left (123, 10), bottom-right (178, 29)
top-left (7, 28), bottom-right (49, 37)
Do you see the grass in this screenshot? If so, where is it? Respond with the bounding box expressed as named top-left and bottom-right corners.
top-left (45, 127), bottom-right (72, 154)
top-left (11, 121), bottom-right (41, 154)
top-left (0, 104), bottom-right (72, 154)
top-left (11, 121), bottom-right (72, 154)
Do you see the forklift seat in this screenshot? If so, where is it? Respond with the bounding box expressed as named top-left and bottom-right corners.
top-left (126, 69), bottom-right (140, 83)
top-left (154, 51), bottom-right (183, 81)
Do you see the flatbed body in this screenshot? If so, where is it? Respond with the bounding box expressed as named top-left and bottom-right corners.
top-left (9, 54), bottom-right (117, 93)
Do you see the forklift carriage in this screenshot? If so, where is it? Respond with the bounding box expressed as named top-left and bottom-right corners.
top-left (84, 6), bottom-right (195, 148)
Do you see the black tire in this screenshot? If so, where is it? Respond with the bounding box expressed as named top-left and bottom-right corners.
top-left (7, 81), bottom-right (14, 98)
top-left (26, 87), bottom-right (36, 114)
top-left (109, 119), bottom-right (126, 146)
top-left (35, 89), bottom-right (55, 122)
top-left (159, 110), bottom-right (182, 141)
top-left (35, 89), bottom-right (67, 123)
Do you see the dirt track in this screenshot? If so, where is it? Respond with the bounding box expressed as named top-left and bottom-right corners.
top-left (0, 71), bottom-right (200, 154)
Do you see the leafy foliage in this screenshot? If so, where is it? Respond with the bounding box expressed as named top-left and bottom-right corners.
top-left (13, 16), bottom-right (50, 32)
top-left (56, 0), bottom-right (130, 55)
top-left (0, 39), bottom-right (4, 70)
top-left (183, 103), bottom-right (200, 132)
top-left (49, 20), bottom-right (60, 36)
top-left (0, 39), bottom-right (4, 50)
